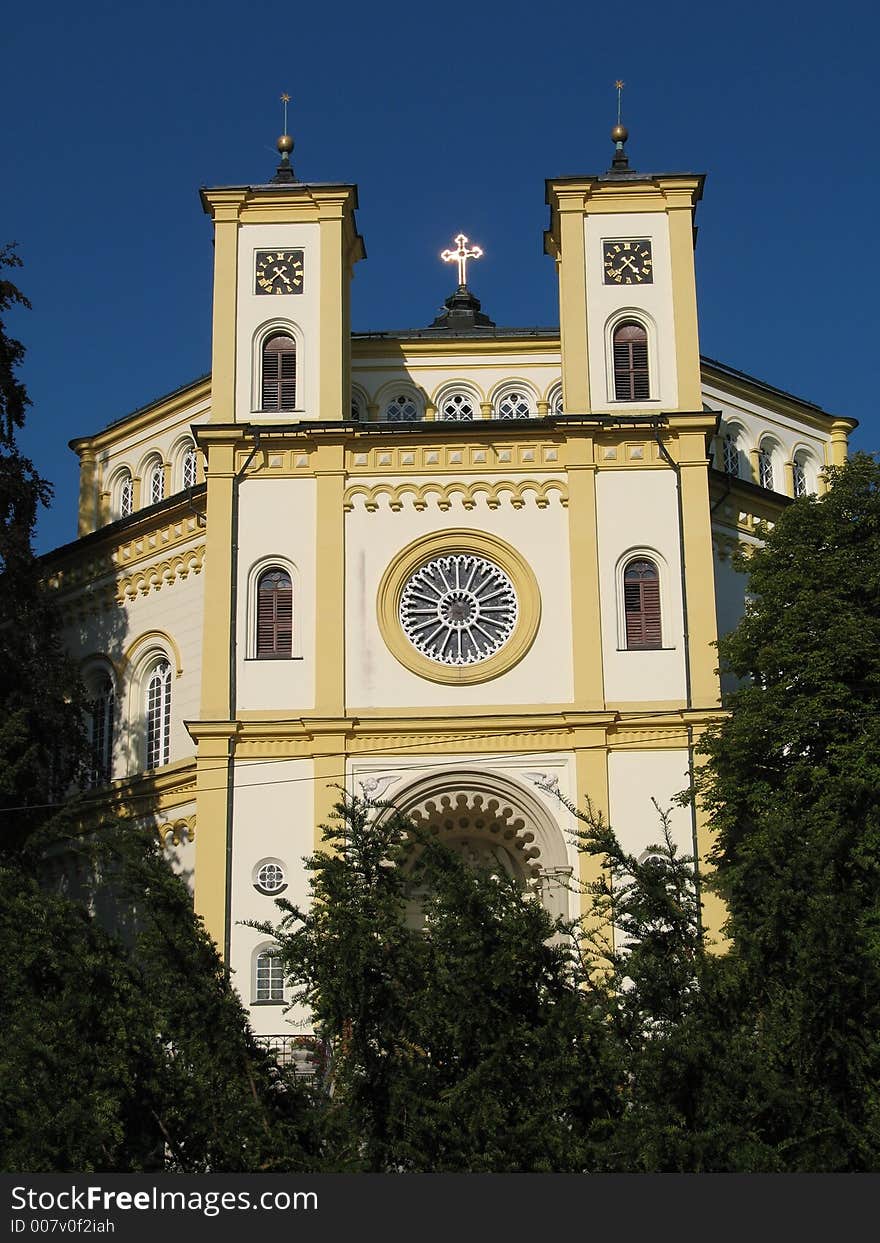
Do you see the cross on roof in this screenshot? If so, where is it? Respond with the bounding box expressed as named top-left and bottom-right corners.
top-left (440, 233), bottom-right (483, 287)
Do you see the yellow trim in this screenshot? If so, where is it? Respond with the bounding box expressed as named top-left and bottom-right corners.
top-left (567, 436), bottom-right (605, 709)
top-left (77, 449), bottom-right (98, 536)
top-left (194, 734), bottom-right (232, 951)
top-left (554, 191), bottom-right (591, 414)
top-left (344, 478), bottom-right (567, 513)
top-left (667, 202), bottom-right (703, 411)
top-left (352, 336), bottom-right (561, 359)
top-left (314, 442), bottom-right (346, 715)
top-left (202, 191), bottom-right (246, 425)
top-left (674, 426), bottom-right (722, 709)
top-left (376, 528), bottom-right (541, 686)
top-left (199, 439), bottom-right (235, 720)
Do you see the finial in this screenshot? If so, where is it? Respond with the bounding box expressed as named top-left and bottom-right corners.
top-left (440, 233), bottom-right (483, 288)
top-left (272, 92), bottom-right (296, 183)
top-left (610, 80), bottom-right (629, 171)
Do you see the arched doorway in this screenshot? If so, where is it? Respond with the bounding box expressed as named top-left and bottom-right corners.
top-left (377, 769), bottom-right (573, 919)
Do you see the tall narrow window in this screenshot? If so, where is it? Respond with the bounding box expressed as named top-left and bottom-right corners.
top-left (256, 569), bottom-right (293, 658)
top-left (182, 446), bottom-right (198, 489)
top-left (146, 660), bottom-right (172, 769)
top-left (623, 559), bottom-right (662, 649)
top-left (255, 948), bottom-right (284, 1002)
top-left (793, 458), bottom-right (807, 498)
top-left (86, 674), bottom-right (114, 787)
top-left (722, 433), bottom-right (739, 477)
top-left (119, 472), bottom-right (133, 518)
top-left (758, 445), bottom-right (774, 491)
top-left (148, 461), bottom-right (165, 506)
top-left (612, 322), bottom-right (650, 401)
top-left (262, 334), bottom-right (297, 411)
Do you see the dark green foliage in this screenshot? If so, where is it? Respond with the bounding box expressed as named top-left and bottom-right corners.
top-left (0, 245), bottom-right (87, 850)
top-left (691, 453), bottom-right (880, 1170)
top-left (253, 795), bottom-right (621, 1171)
top-left (0, 821), bottom-right (319, 1172)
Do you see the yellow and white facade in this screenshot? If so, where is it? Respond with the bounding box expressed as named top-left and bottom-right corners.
top-left (51, 139), bottom-right (856, 1033)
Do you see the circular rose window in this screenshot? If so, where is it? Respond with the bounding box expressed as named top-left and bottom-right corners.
top-left (399, 554), bottom-right (518, 666)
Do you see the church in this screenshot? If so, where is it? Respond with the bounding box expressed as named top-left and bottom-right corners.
top-left (46, 119), bottom-right (857, 1051)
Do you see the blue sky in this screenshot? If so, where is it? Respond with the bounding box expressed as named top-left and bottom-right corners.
top-left (4, 0), bottom-right (878, 553)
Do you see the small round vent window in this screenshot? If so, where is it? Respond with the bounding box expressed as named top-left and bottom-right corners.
top-left (254, 859), bottom-right (287, 895)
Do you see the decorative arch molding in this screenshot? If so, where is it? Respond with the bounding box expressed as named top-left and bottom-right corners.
top-left (350, 382), bottom-right (370, 422)
top-left (380, 768), bottom-right (572, 919)
top-left (546, 381), bottom-right (564, 414)
top-left (344, 478), bottom-right (568, 513)
top-left (613, 546), bottom-right (675, 650)
top-left (80, 652), bottom-right (123, 687)
top-left (489, 378), bottom-right (540, 418)
top-left (604, 307), bottom-right (660, 404)
top-left (251, 318), bottom-right (305, 414)
top-left (376, 528), bottom-right (541, 685)
top-left (157, 814), bottom-right (196, 846)
top-left (373, 379), bottom-right (428, 422)
top-left (716, 419), bottom-right (749, 477)
top-left (117, 544), bottom-right (206, 602)
top-left (432, 379), bottom-right (485, 421)
top-left (120, 629), bottom-right (184, 682)
top-left (244, 554), bottom-right (302, 659)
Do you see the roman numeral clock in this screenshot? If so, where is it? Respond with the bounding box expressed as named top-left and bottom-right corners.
top-left (603, 239), bottom-right (653, 285)
top-left (255, 250), bottom-right (305, 294)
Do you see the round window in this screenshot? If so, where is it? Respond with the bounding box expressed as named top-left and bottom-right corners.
top-left (254, 860), bottom-right (287, 895)
top-left (399, 554), bottom-right (518, 666)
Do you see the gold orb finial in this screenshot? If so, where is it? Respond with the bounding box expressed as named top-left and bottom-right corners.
top-left (277, 133), bottom-right (294, 154)
top-left (611, 123), bottom-right (628, 143)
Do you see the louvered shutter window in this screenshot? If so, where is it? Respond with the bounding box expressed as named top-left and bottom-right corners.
top-left (262, 335), bottom-right (297, 411)
top-left (256, 569), bottom-right (293, 658)
top-left (613, 322), bottom-right (650, 401)
top-left (624, 559), bottom-right (662, 649)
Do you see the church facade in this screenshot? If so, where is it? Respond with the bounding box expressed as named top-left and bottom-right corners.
top-left (48, 130), bottom-right (856, 1041)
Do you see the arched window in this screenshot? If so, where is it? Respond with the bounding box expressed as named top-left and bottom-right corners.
top-left (146, 660), bottom-right (172, 769)
top-left (612, 322), bottom-right (650, 401)
top-left (118, 472), bottom-right (133, 519)
top-left (254, 947), bottom-right (284, 1002)
top-left (350, 398), bottom-right (362, 422)
top-left (623, 559), bottom-right (662, 649)
top-left (439, 392), bottom-right (475, 421)
top-left (548, 385), bottom-right (564, 415)
top-left (758, 444), bottom-right (774, 491)
top-left (261, 334), bottom-right (297, 411)
top-left (384, 393), bottom-right (421, 422)
top-left (147, 460), bottom-right (165, 506)
top-left (256, 568), bottom-right (293, 658)
top-left (495, 391), bottom-right (532, 420)
top-left (792, 456), bottom-right (808, 498)
top-left (722, 432), bottom-right (740, 477)
top-left (182, 445), bottom-right (198, 490)
top-left (86, 673), bottom-right (114, 787)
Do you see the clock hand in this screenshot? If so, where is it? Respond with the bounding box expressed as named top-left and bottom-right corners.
top-left (271, 266), bottom-right (292, 286)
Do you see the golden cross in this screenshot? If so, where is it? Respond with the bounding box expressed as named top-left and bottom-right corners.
top-left (440, 233), bottom-right (483, 286)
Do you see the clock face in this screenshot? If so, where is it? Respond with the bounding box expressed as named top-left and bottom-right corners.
top-left (255, 250), bottom-right (304, 295)
top-left (603, 239), bottom-right (653, 285)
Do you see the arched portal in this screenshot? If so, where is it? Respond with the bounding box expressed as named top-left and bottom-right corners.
top-left (379, 769), bottom-right (573, 919)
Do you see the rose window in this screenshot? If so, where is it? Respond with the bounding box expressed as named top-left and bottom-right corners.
top-left (399, 554), bottom-right (518, 666)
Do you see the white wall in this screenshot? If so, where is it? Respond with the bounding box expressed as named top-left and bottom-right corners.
top-left (596, 468), bottom-right (687, 703)
top-left (607, 749), bottom-right (693, 859)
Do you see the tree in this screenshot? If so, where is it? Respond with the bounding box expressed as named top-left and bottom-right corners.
top-left (691, 453), bottom-right (880, 1170)
top-left (0, 247), bottom-right (319, 1172)
top-left (254, 794), bottom-right (622, 1172)
top-left (0, 244), bottom-right (87, 851)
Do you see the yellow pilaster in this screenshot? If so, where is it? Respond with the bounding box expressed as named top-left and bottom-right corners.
top-left (830, 418), bottom-right (855, 466)
top-left (199, 439), bottom-right (236, 720)
top-left (567, 436), bottom-right (605, 709)
top-left (667, 199), bottom-right (703, 411)
top-left (690, 739), bottom-right (728, 951)
top-left (674, 421), bottom-right (721, 709)
top-left (573, 731), bottom-right (611, 937)
top-left (309, 730), bottom-right (349, 851)
top-left (77, 449), bottom-right (98, 536)
top-left (554, 192), bottom-right (591, 414)
top-left (193, 730), bottom-right (234, 952)
top-left (206, 193), bottom-right (246, 424)
top-left (314, 442), bottom-right (346, 717)
top-left (319, 209), bottom-right (344, 422)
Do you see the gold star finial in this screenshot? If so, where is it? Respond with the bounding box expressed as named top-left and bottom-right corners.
top-left (280, 92), bottom-right (291, 133)
top-left (614, 80), bottom-right (625, 125)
